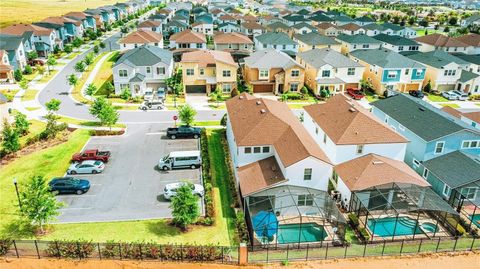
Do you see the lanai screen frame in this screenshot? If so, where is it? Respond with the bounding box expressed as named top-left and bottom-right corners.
top-left (448, 181), bottom-right (480, 233)
top-left (244, 185), bottom-right (347, 247)
top-left (350, 182), bottom-right (460, 242)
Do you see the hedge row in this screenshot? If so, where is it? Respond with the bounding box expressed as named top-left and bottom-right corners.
top-left (199, 128), bottom-right (215, 224)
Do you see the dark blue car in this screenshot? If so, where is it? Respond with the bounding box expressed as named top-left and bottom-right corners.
top-left (48, 177), bottom-right (90, 195)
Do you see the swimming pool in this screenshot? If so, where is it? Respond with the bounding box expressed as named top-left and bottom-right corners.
top-left (367, 217), bottom-right (431, 237)
top-left (277, 223), bottom-right (328, 244)
top-left (470, 214), bottom-right (480, 228)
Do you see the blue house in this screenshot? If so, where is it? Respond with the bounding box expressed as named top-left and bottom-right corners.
top-left (33, 21), bottom-right (68, 46)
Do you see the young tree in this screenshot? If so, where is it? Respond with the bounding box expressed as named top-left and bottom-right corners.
top-left (120, 88), bottom-right (131, 100)
top-left (84, 53), bottom-right (94, 66)
top-left (19, 79), bottom-right (28, 91)
top-left (74, 61), bottom-right (86, 73)
top-left (178, 104), bottom-right (196, 126)
top-left (27, 51), bottom-right (38, 61)
top-left (170, 183), bottom-right (200, 231)
top-left (97, 103), bottom-right (119, 130)
top-left (14, 112), bottom-right (30, 136)
top-left (36, 65), bottom-right (45, 75)
top-left (104, 81), bottom-right (114, 97)
top-left (14, 69), bottom-right (23, 82)
top-left (89, 97), bottom-right (108, 117)
top-left (423, 80), bottom-right (432, 93)
top-left (444, 26), bottom-right (450, 33)
top-left (1, 119), bottom-right (20, 155)
top-left (211, 85), bottom-right (222, 107)
top-left (64, 44), bottom-right (73, 53)
top-left (43, 99), bottom-right (62, 139)
top-left (19, 175), bottom-right (63, 233)
top-left (67, 74), bottom-right (78, 88)
top-left (85, 83), bottom-right (97, 96)
top-left (99, 42), bottom-right (106, 49)
top-left (23, 65), bottom-right (33, 75)
top-left (93, 45), bottom-right (100, 54)
top-left (448, 16), bottom-right (458, 26)
top-left (46, 55), bottom-right (56, 74)
top-left (45, 98), bottom-right (61, 113)
top-left (72, 37), bottom-right (83, 49)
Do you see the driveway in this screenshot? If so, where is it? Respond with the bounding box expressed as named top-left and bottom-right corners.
top-left (55, 123), bottom-right (203, 223)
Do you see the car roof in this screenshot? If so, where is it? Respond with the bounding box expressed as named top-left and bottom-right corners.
top-left (169, 150), bottom-right (200, 157)
top-left (81, 160), bottom-right (101, 165)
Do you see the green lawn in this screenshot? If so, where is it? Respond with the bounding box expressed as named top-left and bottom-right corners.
top-left (364, 91), bottom-right (379, 103)
top-left (0, 89), bottom-right (18, 102)
top-left (287, 103), bottom-right (308, 109)
top-left (0, 129), bottom-right (91, 236)
top-left (22, 70), bottom-right (39, 82)
top-left (21, 89), bottom-right (38, 102)
top-left (415, 28), bottom-right (444, 37)
top-left (427, 94), bottom-right (450, 102)
top-left (165, 94), bottom-right (186, 105)
top-left (440, 103), bottom-right (460, 108)
top-left (194, 121), bottom-right (221, 126)
top-left (24, 107), bottom-right (40, 111)
top-left (92, 51), bottom-right (120, 96)
top-left (71, 52), bottom-right (108, 104)
top-left (18, 120), bottom-right (46, 147)
top-left (57, 115), bottom-right (126, 128)
top-left (38, 69), bottom-right (59, 84)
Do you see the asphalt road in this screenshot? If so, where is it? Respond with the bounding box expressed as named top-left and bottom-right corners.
top-left (55, 123), bottom-right (203, 223)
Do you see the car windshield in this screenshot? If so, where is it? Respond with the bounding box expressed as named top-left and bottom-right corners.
top-left (94, 161), bottom-right (102, 166)
top-left (162, 155), bottom-right (169, 162)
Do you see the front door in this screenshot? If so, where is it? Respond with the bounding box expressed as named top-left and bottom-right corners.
top-left (278, 84), bottom-right (284, 94)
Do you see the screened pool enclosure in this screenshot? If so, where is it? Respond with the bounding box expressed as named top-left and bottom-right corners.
top-left (244, 185), bottom-right (347, 246)
top-left (448, 181), bottom-right (480, 233)
top-left (350, 183), bottom-right (460, 241)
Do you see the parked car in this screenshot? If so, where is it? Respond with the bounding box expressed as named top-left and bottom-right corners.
top-left (408, 90), bottom-right (424, 98)
top-left (163, 182), bottom-right (204, 200)
top-left (28, 59), bottom-right (45, 66)
top-left (49, 177), bottom-right (90, 195)
top-left (72, 149), bottom-right (111, 163)
top-left (452, 90), bottom-right (468, 101)
top-left (67, 160), bottom-right (105, 174)
top-left (166, 126), bottom-right (201, 139)
top-left (158, 150), bottom-right (201, 170)
top-left (346, 88), bottom-right (364, 100)
top-left (442, 91), bottom-right (459, 100)
top-left (139, 100), bottom-right (164, 110)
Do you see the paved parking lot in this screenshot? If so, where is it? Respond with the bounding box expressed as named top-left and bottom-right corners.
top-left (56, 123), bottom-right (203, 223)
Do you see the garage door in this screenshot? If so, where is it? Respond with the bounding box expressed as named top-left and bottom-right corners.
top-left (253, 84), bottom-right (273, 93)
top-left (186, 85), bottom-right (207, 93)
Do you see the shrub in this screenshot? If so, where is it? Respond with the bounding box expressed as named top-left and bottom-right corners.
top-left (101, 241), bottom-right (120, 258)
top-left (46, 240), bottom-right (94, 258)
top-left (23, 65), bottom-right (33, 75)
top-left (64, 44), bottom-right (73, 53)
top-left (348, 213), bottom-right (359, 227)
top-left (468, 94), bottom-right (480, 101)
top-left (284, 92), bottom-right (302, 100)
top-left (220, 114), bottom-right (227, 126)
top-left (359, 227), bottom-right (370, 242)
top-left (235, 211), bottom-right (249, 242)
top-left (14, 69), bottom-right (23, 82)
top-left (89, 129), bottom-right (125, 136)
top-left (0, 238), bottom-right (12, 256)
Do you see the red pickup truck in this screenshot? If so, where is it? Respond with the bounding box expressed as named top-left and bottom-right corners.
top-left (72, 149), bottom-right (111, 163)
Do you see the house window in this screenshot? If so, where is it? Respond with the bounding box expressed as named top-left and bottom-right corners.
top-left (322, 70), bottom-right (330, 77)
top-left (262, 146), bottom-right (270, 153)
top-left (323, 133), bottom-right (327, 143)
top-left (435, 141), bottom-right (445, 154)
top-left (462, 140), bottom-right (480, 148)
top-left (244, 147), bottom-right (251, 154)
top-left (347, 68), bottom-right (355, 76)
top-left (253, 147), bottom-right (261, 153)
top-left (353, 44), bottom-right (357, 49)
top-left (290, 83), bottom-right (299, 91)
top-left (228, 44), bottom-right (232, 49)
top-left (303, 168), bottom-right (312, 180)
top-left (156, 67), bottom-right (165, 75)
top-left (460, 187), bottom-right (478, 200)
top-left (405, 69), bottom-right (409, 75)
top-left (222, 84), bottom-right (231, 92)
top-left (259, 69), bottom-right (269, 79)
top-left (387, 71), bottom-right (397, 78)
top-left (119, 69), bottom-right (128, 77)
top-left (416, 70), bottom-right (423, 77)
top-left (120, 84), bottom-right (129, 90)
top-left (422, 168), bottom-right (429, 179)
top-left (298, 194), bottom-right (313, 206)
top-left (385, 116), bottom-right (389, 123)
top-left (356, 145), bottom-right (364, 154)
top-left (291, 70), bottom-right (300, 77)
top-left (186, 69), bottom-right (194, 76)
top-left (196, 43), bottom-right (203, 48)
top-left (413, 158), bottom-right (420, 169)
top-left (263, 44), bottom-right (267, 49)
top-left (443, 184), bottom-right (451, 197)
top-left (200, 68), bottom-right (205, 75)
top-left (362, 44), bottom-right (369, 49)
top-left (315, 127), bottom-right (318, 134)
top-left (222, 70), bottom-right (231, 77)
top-left (398, 46), bottom-right (404, 51)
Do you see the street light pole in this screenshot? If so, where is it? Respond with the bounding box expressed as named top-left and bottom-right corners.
top-left (13, 178), bottom-right (22, 209)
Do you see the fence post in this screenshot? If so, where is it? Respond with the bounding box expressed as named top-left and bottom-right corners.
top-left (417, 239), bottom-right (423, 254)
top-left (118, 243), bottom-right (122, 260)
top-left (400, 239), bottom-right (404, 256)
top-left (97, 243), bottom-right (102, 260)
top-left (453, 237), bottom-right (458, 251)
top-left (266, 244), bottom-right (269, 263)
top-left (344, 244), bottom-right (348, 259)
top-left (13, 240), bottom-right (19, 258)
top-left (381, 240), bottom-right (386, 256)
top-left (435, 237), bottom-right (441, 252)
top-left (77, 241), bottom-right (81, 260)
top-left (286, 244), bottom-right (289, 261)
top-left (305, 244), bottom-right (309, 261)
top-left (55, 241), bottom-right (60, 258)
top-left (180, 245), bottom-right (183, 262)
top-left (221, 246), bottom-right (224, 263)
top-left (325, 243), bottom-right (329, 260)
top-left (363, 242), bottom-right (367, 257)
top-left (139, 244), bottom-right (143, 260)
top-left (34, 240), bottom-right (40, 259)
top-left (470, 237), bottom-right (476, 251)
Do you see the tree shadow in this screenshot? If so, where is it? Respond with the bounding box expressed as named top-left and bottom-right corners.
top-left (1, 219), bottom-right (36, 238)
top-left (145, 220), bottom-right (182, 238)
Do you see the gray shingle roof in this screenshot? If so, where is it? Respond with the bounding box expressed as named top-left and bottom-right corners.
top-left (114, 45), bottom-right (173, 67)
top-left (382, 22), bottom-right (404, 31)
top-left (310, 14), bottom-right (333, 22)
top-left (459, 70), bottom-right (479, 83)
top-left (244, 48), bottom-right (301, 69)
top-left (371, 94), bottom-right (478, 141)
top-left (266, 21), bottom-right (291, 31)
top-left (404, 50), bottom-right (469, 69)
top-left (129, 72), bottom-right (146, 82)
top-left (356, 16), bottom-right (375, 23)
top-left (452, 53), bottom-right (480, 65)
top-left (0, 34), bottom-right (23, 51)
top-left (294, 32), bottom-right (339, 46)
top-left (350, 49), bottom-right (425, 69)
top-left (292, 22), bottom-right (317, 31)
top-left (373, 33), bottom-right (419, 46)
top-left (423, 151), bottom-right (480, 189)
top-left (336, 34), bottom-right (383, 44)
top-left (255, 32), bottom-right (297, 46)
top-left (298, 48), bottom-right (363, 68)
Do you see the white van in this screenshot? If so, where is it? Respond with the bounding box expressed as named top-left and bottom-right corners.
top-left (158, 150), bottom-right (201, 170)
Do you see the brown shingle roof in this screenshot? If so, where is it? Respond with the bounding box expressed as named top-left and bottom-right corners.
top-left (335, 154), bottom-right (430, 191)
top-left (238, 157), bottom-right (287, 196)
top-left (415, 33), bottom-right (468, 48)
top-left (42, 16), bottom-right (81, 26)
top-left (441, 106), bottom-right (463, 118)
top-left (219, 14), bottom-right (236, 21)
top-left (340, 23), bottom-right (362, 31)
top-left (213, 32), bottom-right (253, 44)
top-left (119, 29), bottom-right (163, 44)
top-left (170, 29), bottom-right (206, 43)
top-left (316, 22), bottom-right (340, 30)
top-left (157, 9), bottom-right (171, 15)
top-left (138, 20), bottom-right (162, 28)
top-left (181, 50), bottom-right (236, 67)
top-left (226, 93), bottom-right (331, 167)
top-left (241, 21), bottom-right (265, 30)
top-left (0, 24), bottom-right (53, 36)
top-left (64, 12), bottom-right (88, 20)
top-left (462, 111), bottom-right (480, 123)
top-left (304, 95), bottom-right (407, 145)
top-left (455, 33), bottom-right (480, 47)
top-left (243, 14), bottom-right (258, 22)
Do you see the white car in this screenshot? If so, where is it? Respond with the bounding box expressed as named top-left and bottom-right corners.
top-left (442, 91), bottom-right (459, 100)
top-left (163, 182), bottom-right (204, 200)
top-left (452, 90), bottom-right (468, 101)
top-left (67, 160), bottom-right (105, 174)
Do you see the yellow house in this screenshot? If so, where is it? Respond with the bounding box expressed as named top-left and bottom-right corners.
top-left (293, 32), bottom-right (342, 53)
top-left (243, 49), bottom-right (305, 94)
top-left (180, 50), bottom-right (238, 94)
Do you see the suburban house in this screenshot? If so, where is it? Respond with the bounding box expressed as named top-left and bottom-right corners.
top-left (171, 14), bottom-right (189, 25)
top-left (461, 14), bottom-right (480, 27)
top-left (137, 20), bottom-right (162, 33)
top-left (0, 24), bottom-right (57, 57)
top-left (373, 34), bottom-right (420, 53)
top-left (442, 106), bottom-right (480, 130)
top-left (331, 15), bottom-right (354, 26)
top-left (217, 22), bottom-right (241, 33)
top-left (213, 32), bottom-right (253, 60)
top-left (381, 23), bottom-right (416, 38)
top-left (310, 14), bottom-right (334, 25)
top-left (225, 93), bottom-right (333, 195)
top-left (354, 16), bottom-right (375, 26)
top-left (265, 22), bottom-right (292, 36)
top-left (362, 23), bottom-right (393, 37)
top-left (41, 16), bottom-right (84, 41)
top-left (241, 22), bottom-right (266, 37)
top-left (254, 32), bottom-right (298, 56)
top-left (34, 18), bottom-right (70, 46)
top-left (64, 12), bottom-right (97, 32)
top-left (243, 49), bottom-right (305, 94)
top-left (303, 95), bottom-right (407, 165)
top-left (339, 23), bottom-right (366, 35)
top-left (371, 94), bottom-right (480, 168)
top-left (297, 48), bottom-right (364, 95)
top-left (455, 33), bottom-right (480, 55)
top-left (112, 45), bottom-right (174, 97)
top-left (316, 23), bottom-right (342, 37)
top-left (404, 50), bottom-right (475, 93)
top-left (218, 14), bottom-right (238, 24)
top-left (118, 29), bottom-right (163, 52)
top-left (291, 22), bottom-right (317, 35)
top-left (415, 34), bottom-right (469, 54)
top-left (350, 49), bottom-right (426, 95)
top-left (191, 21), bottom-right (214, 36)
top-left (0, 35), bottom-right (27, 71)
top-left (180, 50), bottom-right (238, 94)
top-left (169, 29), bottom-right (207, 50)
top-left (0, 50), bottom-right (14, 82)
top-left (282, 14), bottom-right (311, 26)
top-left (293, 32), bottom-right (341, 53)
top-left (335, 34), bottom-right (383, 55)
top-left (163, 20), bottom-right (188, 34)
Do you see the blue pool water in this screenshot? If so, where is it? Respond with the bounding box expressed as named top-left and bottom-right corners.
top-left (470, 214), bottom-right (480, 228)
top-left (277, 223), bottom-right (328, 244)
top-left (368, 217), bottom-right (429, 237)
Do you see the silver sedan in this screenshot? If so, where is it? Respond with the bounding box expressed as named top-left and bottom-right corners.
top-left (67, 160), bottom-right (105, 174)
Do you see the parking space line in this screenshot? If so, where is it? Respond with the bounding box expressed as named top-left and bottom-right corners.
top-left (145, 132), bottom-right (164, 135)
top-left (59, 207), bottom-right (93, 211)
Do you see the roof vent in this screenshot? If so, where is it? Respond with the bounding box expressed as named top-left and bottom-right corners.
top-left (256, 100), bottom-right (262, 105)
top-left (260, 109), bottom-right (266, 114)
top-left (372, 161), bottom-right (384, 165)
top-left (419, 107), bottom-right (426, 112)
top-left (349, 107), bottom-right (356, 113)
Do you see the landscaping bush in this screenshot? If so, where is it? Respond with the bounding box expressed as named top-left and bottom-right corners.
top-left (219, 130), bottom-right (240, 208)
top-left (220, 114), bottom-right (227, 127)
top-left (359, 227), bottom-right (370, 242)
top-left (46, 240), bottom-right (94, 258)
top-left (199, 128), bottom-right (215, 222)
top-left (283, 92), bottom-right (303, 100)
top-left (348, 213), bottom-right (359, 227)
top-left (235, 211), bottom-right (249, 243)
top-left (468, 94), bottom-right (480, 101)
top-left (23, 65), bottom-right (33, 75)
top-left (0, 238), bottom-right (12, 256)
top-left (101, 241), bottom-right (121, 258)
top-left (89, 129), bottom-right (125, 136)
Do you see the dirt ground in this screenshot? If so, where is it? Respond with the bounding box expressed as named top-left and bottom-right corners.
top-left (1, 251), bottom-right (479, 269)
